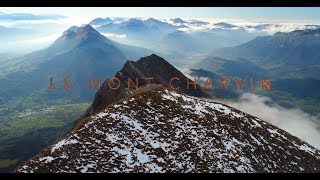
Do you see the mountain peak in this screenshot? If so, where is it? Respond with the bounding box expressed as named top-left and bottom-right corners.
top-left (171, 18), bottom-right (187, 24)
top-left (48, 24), bottom-right (117, 57)
top-left (85, 54), bottom-right (210, 116)
top-left (63, 26), bottom-right (79, 34)
top-left (125, 18), bottom-right (144, 25)
top-left (120, 54), bottom-right (169, 73)
top-left (138, 54), bottom-right (166, 63)
top-left (58, 24), bottom-right (101, 41)
top-left (146, 18), bottom-right (158, 22)
top-left (78, 24), bottom-right (99, 36)
top-left (89, 17), bottom-right (113, 26)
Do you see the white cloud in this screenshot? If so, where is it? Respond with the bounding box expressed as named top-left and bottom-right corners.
top-left (20, 33), bottom-right (61, 44)
top-left (180, 68), bottom-right (209, 85)
top-left (101, 32), bottom-right (127, 39)
top-left (0, 33), bottom-right (62, 54)
top-left (165, 17), bottom-right (320, 35)
top-left (222, 93), bottom-right (320, 150)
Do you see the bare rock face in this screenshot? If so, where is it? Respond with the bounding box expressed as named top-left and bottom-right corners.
top-left (17, 86), bottom-right (320, 173)
top-left (85, 54), bottom-right (210, 116)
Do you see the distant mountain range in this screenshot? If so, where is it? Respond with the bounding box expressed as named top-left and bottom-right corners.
top-left (89, 18), bottom-right (113, 26)
top-left (87, 17), bottom-right (320, 67)
top-left (192, 56), bottom-right (269, 78)
top-left (90, 17), bottom-right (320, 33)
top-left (90, 18), bottom-right (264, 64)
top-left (96, 18), bottom-right (180, 39)
top-left (17, 55), bottom-right (320, 173)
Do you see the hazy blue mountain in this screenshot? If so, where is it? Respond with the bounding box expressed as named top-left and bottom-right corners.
top-left (98, 19), bottom-right (158, 42)
top-left (95, 18), bottom-right (261, 56)
top-left (0, 24), bottom-right (153, 103)
top-left (89, 18), bottom-right (113, 26)
top-left (212, 28), bottom-right (320, 66)
top-left (144, 18), bottom-right (178, 33)
top-left (119, 18), bottom-right (160, 33)
top-left (0, 24), bottom-right (153, 173)
top-left (97, 18), bottom-right (178, 39)
top-left (94, 18), bottom-right (264, 68)
top-left (170, 18), bottom-right (187, 24)
top-left (211, 28), bottom-right (320, 80)
top-left (192, 56), bottom-right (269, 78)
top-left (162, 31), bottom-right (202, 52)
top-left (161, 29), bottom-right (258, 56)
top-left (190, 56), bottom-right (269, 98)
top-left (187, 68), bottom-right (239, 99)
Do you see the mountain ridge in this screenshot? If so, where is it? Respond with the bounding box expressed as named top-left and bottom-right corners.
top-left (16, 85), bottom-right (320, 172)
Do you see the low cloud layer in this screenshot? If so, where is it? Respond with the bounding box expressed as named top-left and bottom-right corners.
top-left (180, 68), bottom-right (208, 84)
top-left (222, 93), bottom-right (320, 149)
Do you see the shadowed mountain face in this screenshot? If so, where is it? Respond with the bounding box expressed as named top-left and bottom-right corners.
top-left (0, 25), bottom-right (153, 103)
top-left (192, 56), bottom-right (269, 78)
top-left (86, 54), bottom-right (211, 116)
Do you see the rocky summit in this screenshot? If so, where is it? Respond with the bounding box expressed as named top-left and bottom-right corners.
top-left (85, 54), bottom-right (210, 116)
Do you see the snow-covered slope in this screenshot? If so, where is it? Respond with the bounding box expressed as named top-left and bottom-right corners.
top-left (17, 86), bottom-right (320, 173)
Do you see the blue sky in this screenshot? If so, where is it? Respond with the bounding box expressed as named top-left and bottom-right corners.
top-left (1, 7), bottom-right (320, 23)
